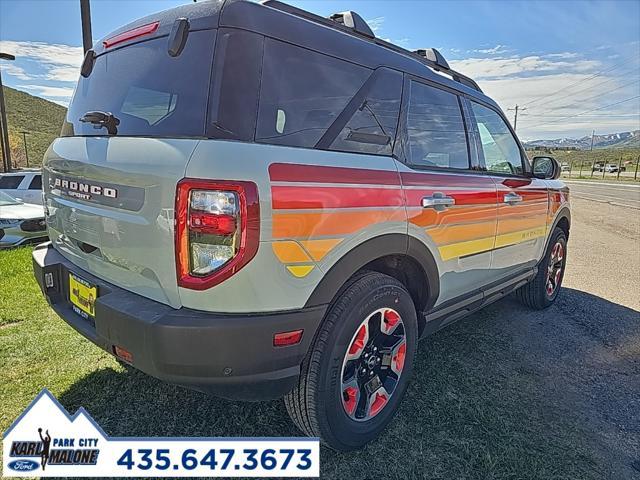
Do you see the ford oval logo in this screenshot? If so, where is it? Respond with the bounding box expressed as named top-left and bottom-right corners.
top-left (8, 459), bottom-right (39, 471)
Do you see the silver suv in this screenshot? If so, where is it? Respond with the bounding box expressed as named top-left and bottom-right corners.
top-left (33, 0), bottom-right (570, 450)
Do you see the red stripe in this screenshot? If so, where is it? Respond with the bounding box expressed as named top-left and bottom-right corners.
top-left (404, 189), bottom-right (497, 206)
top-left (400, 171), bottom-right (494, 187)
top-left (272, 186), bottom-right (404, 209)
top-left (269, 163), bottom-right (400, 185)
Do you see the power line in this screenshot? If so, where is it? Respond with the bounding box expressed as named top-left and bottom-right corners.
top-left (525, 95), bottom-right (640, 129)
top-left (524, 67), bottom-right (640, 111)
top-left (523, 78), bottom-right (640, 117)
top-left (520, 52), bottom-right (640, 107)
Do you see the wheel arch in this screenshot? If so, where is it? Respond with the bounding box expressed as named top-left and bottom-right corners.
top-left (304, 234), bottom-right (440, 334)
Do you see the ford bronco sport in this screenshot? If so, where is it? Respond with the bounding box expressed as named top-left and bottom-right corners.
top-left (33, 0), bottom-right (570, 451)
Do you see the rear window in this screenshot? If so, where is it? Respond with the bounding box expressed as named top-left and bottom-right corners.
top-left (29, 175), bottom-right (42, 190)
top-left (0, 175), bottom-right (24, 189)
top-left (62, 30), bottom-right (216, 137)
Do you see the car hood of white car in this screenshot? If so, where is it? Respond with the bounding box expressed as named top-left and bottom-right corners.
top-left (0, 202), bottom-right (45, 220)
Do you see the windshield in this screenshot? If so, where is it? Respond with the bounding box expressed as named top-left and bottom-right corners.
top-left (62, 29), bottom-right (215, 137)
top-left (0, 191), bottom-right (22, 206)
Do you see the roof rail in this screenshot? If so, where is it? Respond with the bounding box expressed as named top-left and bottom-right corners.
top-left (261, 1), bottom-right (374, 39)
top-left (260, 0), bottom-right (482, 93)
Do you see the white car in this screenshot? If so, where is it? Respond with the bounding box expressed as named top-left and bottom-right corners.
top-left (0, 170), bottom-right (43, 205)
top-left (0, 191), bottom-right (48, 248)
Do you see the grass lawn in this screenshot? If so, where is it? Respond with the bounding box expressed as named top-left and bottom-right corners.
top-left (0, 247), bottom-right (603, 479)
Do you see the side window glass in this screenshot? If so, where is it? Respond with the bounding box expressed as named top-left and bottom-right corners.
top-left (470, 102), bottom-right (524, 175)
top-left (29, 175), bottom-right (42, 190)
top-left (406, 81), bottom-right (469, 169)
top-left (330, 69), bottom-right (402, 156)
top-left (256, 39), bottom-right (370, 148)
top-left (0, 175), bottom-right (24, 189)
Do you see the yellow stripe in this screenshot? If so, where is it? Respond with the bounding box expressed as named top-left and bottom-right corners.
top-left (438, 236), bottom-right (495, 261)
top-left (438, 226), bottom-right (547, 261)
top-left (286, 265), bottom-right (315, 278)
top-left (299, 238), bottom-right (343, 261)
top-left (495, 226), bottom-right (547, 249)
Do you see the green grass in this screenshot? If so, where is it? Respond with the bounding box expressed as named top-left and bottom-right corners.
top-left (0, 247), bottom-right (602, 479)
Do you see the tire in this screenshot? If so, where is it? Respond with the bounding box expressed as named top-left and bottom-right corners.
top-left (284, 272), bottom-right (418, 451)
top-left (516, 226), bottom-right (567, 309)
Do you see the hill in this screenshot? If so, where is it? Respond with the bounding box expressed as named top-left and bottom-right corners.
top-left (525, 130), bottom-right (640, 150)
top-left (1, 86), bottom-right (67, 169)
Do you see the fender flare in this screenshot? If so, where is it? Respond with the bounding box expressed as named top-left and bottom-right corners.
top-left (304, 233), bottom-right (440, 310)
top-left (544, 206), bottom-right (571, 253)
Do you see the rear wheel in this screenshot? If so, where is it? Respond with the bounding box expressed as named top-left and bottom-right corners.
top-left (517, 227), bottom-right (567, 309)
top-left (284, 272), bottom-right (417, 451)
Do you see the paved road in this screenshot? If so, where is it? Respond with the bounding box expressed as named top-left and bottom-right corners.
top-left (565, 181), bottom-right (640, 209)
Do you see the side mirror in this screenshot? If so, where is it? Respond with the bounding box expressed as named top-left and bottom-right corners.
top-left (532, 156), bottom-right (561, 180)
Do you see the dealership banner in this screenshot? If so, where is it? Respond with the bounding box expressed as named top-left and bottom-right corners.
top-left (3, 390), bottom-right (319, 477)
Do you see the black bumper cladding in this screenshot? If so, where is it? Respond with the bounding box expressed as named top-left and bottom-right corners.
top-left (32, 243), bottom-right (326, 400)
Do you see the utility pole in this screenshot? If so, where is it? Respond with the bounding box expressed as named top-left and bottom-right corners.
top-left (21, 131), bottom-right (29, 167)
top-left (508, 104), bottom-right (527, 132)
top-left (0, 52), bottom-right (16, 173)
top-left (80, 0), bottom-right (93, 54)
top-left (590, 130), bottom-right (595, 151)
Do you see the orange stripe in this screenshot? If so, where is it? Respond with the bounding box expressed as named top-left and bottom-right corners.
top-left (300, 238), bottom-right (343, 261)
top-left (497, 216), bottom-right (547, 236)
top-left (409, 205), bottom-right (497, 228)
top-left (272, 210), bottom-right (406, 238)
top-left (272, 241), bottom-right (312, 263)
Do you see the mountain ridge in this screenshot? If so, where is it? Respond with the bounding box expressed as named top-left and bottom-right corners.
top-left (525, 130), bottom-right (640, 150)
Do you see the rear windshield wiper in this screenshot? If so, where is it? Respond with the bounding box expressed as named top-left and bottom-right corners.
top-left (79, 111), bottom-right (120, 135)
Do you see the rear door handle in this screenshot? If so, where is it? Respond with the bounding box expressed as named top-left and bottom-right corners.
top-left (422, 193), bottom-right (455, 209)
top-left (504, 192), bottom-right (523, 205)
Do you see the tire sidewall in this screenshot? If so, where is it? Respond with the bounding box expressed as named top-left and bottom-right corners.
top-left (542, 229), bottom-right (567, 304)
top-left (316, 277), bottom-right (417, 449)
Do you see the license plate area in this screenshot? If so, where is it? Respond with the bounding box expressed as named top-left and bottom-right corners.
top-left (69, 273), bottom-right (97, 319)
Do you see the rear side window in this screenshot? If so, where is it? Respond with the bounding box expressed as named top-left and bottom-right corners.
top-left (62, 29), bottom-right (216, 137)
top-left (406, 81), bottom-right (469, 170)
top-left (329, 69), bottom-right (402, 156)
top-left (0, 175), bottom-right (24, 189)
top-left (469, 102), bottom-right (524, 175)
top-left (256, 39), bottom-right (370, 148)
top-left (28, 175), bottom-right (42, 190)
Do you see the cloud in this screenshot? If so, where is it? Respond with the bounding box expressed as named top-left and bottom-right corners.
top-left (366, 17), bottom-right (385, 33)
top-left (473, 44), bottom-right (507, 55)
top-left (0, 40), bottom-right (83, 82)
top-left (0, 63), bottom-right (32, 80)
top-left (450, 56), bottom-right (600, 80)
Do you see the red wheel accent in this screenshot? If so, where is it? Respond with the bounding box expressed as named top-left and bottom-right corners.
top-left (369, 391), bottom-right (389, 417)
top-left (393, 342), bottom-right (406, 374)
top-left (343, 386), bottom-right (358, 416)
top-left (348, 324), bottom-right (367, 356)
top-left (384, 309), bottom-right (400, 328)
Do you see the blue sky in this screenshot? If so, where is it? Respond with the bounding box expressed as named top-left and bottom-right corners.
top-left (1, 0), bottom-right (638, 140)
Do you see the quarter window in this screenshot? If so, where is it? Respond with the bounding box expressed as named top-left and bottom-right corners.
top-left (330, 69), bottom-right (403, 156)
top-left (470, 102), bottom-right (524, 175)
top-left (256, 39), bottom-right (370, 149)
top-left (406, 81), bottom-right (469, 169)
top-left (28, 175), bottom-right (42, 190)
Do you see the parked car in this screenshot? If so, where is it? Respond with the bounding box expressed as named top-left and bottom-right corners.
top-left (31, 0), bottom-right (571, 451)
top-left (0, 170), bottom-right (43, 205)
top-left (604, 163), bottom-right (625, 173)
top-left (560, 163), bottom-right (570, 172)
top-left (592, 163), bottom-right (604, 172)
top-left (0, 191), bottom-right (47, 248)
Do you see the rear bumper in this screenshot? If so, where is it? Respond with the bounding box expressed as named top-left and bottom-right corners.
top-left (32, 242), bottom-right (326, 400)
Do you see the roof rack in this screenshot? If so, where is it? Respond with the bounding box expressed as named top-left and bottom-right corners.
top-left (260, 0), bottom-right (482, 93)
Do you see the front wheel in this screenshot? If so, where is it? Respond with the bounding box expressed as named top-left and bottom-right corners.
top-left (284, 272), bottom-right (418, 451)
top-left (517, 227), bottom-right (567, 309)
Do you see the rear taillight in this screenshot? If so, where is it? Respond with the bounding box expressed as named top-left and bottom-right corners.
top-left (175, 179), bottom-right (259, 290)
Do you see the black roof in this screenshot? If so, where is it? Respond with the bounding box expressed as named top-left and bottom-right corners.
top-left (95, 0), bottom-right (498, 110)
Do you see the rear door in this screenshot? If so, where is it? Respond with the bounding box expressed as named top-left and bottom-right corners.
top-left (400, 79), bottom-right (498, 304)
top-left (22, 174), bottom-right (42, 204)
top-left (466, 100), bottom-right (548, 274)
